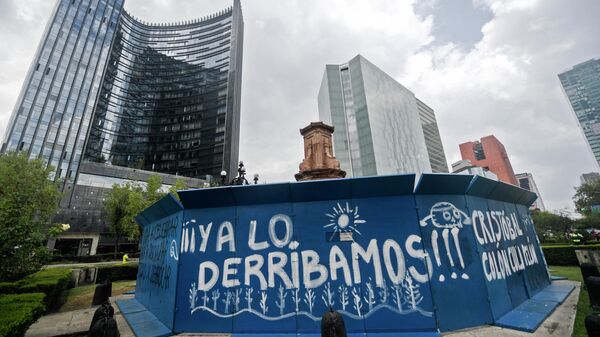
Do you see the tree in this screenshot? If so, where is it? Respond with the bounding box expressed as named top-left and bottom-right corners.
top-left (0, 152), bottom-right (61, 281)
top-left (168, 177), bottom-right (188, 201)
top-left (530, 210), bottom-right (573, 242)
top-left (574, 178), bottom-right (600, 215)
top-left (105, 182), bottom-right (145, 258)
top-left (144, 174), bottom-right (163, 206)
top-left (104, 174), bottom-right (189, 255)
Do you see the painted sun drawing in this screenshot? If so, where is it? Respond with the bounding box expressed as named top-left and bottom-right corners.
top-left (324, 202), bottom-right (366, 237)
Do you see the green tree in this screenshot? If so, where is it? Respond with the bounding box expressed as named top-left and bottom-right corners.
top-left (574, 178), bottom-right (600, 215)
top-left (144, 174), bottom-right (164, 206)
top-left (105, 174), bottom-right (184, 255)
top-left (105, 182), bottom-right (143, 258)
top-left (531, 210), bottom-right (573, 242)
top-left (0, 152), bottom-right (61, 281)
top-left (168, 177), bottom-right (188, 200)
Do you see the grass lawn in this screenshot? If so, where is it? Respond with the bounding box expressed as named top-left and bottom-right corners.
top-left (58, 280), bottom-right (136, 313)
top-left (549, 266), bottom-right (596, 337)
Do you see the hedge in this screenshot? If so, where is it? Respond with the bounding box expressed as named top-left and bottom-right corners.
top-left (0, 293), bottom-right (46, 337)
top-left (49, 252), bottom-right (140, 264)
top-left (96, 263), bottom-right (138, 283)
top-left (0, 268), bottom-right (72, 310)
top-left (542, 244), bottom-right (600, 266)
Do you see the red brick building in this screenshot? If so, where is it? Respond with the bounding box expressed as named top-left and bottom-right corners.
top-left (459, 135), bottom-right (518, 185)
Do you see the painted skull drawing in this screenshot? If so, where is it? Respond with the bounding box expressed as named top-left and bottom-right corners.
top-left (420, 202), bottom-right (471, 282)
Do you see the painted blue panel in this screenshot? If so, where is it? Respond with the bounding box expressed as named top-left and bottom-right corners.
top-left (231, 202), bottom-right (297, 333)
top-left (136, 194), bottom-right (183, 227)
top-left (231, 183), bottom-right (291, 205)
top-left (414, 174), bottom-right (473, 195)
top-left (121, 309), bottom-right (172, 337)
top-left (483, 199), bottom-right (528, 310)
top-left (464, 195), bottom-right (512, 321)
top-left (174, 206), bottom-right (237, 333)
top-left (543, 284), bottom-right (576, 294)
top-left (116, 298), bottom-right (145, 314)
top-left (414, 193), bottom-right (493, 331)
top-left (514, 299), bottom-right (557, 314)
top-left (517, 190), bottom-right (537, 207)
top-left (495, 309), bottom-right (547, 332)
top-left (465, 175), bottom-right (498, 199)
top-left (179, 187), bottom-right (235, 209)
top-left (133, 174), bottom-right (554, 335)
top-left (513, 204), bottom-right (551, 296)
top-left (136, 206), bottom-right (181, 330)
top-left (368, 333), bottom-right (443, 337)
top-left (487, 182), bottom-right (526, 204)
top-left (290, 178), bottom-right (352, 202)
top-left (350, 174), bottom-right (415, 197)
top-left (358, 196), bottom-right (436, 333)
top-left (293, 198), bottom-right (365, 333)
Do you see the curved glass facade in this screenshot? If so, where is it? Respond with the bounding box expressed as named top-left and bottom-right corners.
top-left (2, 0), bottom-right (243, 181)
top-left (85, 5), bottom-right (243, 178)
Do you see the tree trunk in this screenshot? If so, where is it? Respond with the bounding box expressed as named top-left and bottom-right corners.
top-left (113, 234), bottom-right (120, 260)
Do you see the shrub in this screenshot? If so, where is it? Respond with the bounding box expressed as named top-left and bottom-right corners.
top-left (542, 244), bottom-right (600, 266)
top-left (48, 252), bottom-right (139, 264)
top-left (96, 263), bottom-right (138, 283)
top-left (0, 293), bottom-right (46, 337)
top-left (0, 268), bottom-right (72, 310)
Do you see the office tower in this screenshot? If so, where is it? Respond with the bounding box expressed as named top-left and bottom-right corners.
top-left (0, 0), bottom-right (243, 254)
top-left (417, 99), bottom-right (449, 173)
top-left (459, 135), bottom-right (518, 185)
top-left (558, 58), bottom-right (600, 168)
top-left (515, 172), bottom-right (546, 211)
top-left (2, 0), bottom-right (243, 181)
top-left (581, 172), bottom-right (600, 185)
top-left (318, 54), bottom-right (446, 177)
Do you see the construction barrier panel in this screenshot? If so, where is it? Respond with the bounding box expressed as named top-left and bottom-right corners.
top-left (134, 174), bottom-right (550, 334)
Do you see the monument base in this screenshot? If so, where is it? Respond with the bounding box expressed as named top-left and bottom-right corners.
top-left (294, 168), bottom-right (346, 181)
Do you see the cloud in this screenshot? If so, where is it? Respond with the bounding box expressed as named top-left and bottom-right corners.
top-left (403, 0), bottom-right (600, 212)
top-left (0, 0), bottom-right (598, 213)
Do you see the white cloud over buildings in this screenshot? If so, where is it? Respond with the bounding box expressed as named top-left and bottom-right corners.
top-left (0, 0), bottom-right (598, 212)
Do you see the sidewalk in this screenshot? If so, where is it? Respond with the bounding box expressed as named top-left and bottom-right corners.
top-left (25, 295), bottom-right (135, 337)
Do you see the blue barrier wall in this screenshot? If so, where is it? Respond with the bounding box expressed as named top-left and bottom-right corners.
top-left (135, 194), bottom-right (183, 330)
top-left (135, 174), bottom-right (550, 334)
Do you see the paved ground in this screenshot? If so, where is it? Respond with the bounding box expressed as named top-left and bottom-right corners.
top-left (444, 280), bottom-right (580, 337)
top-left (25, 294), bottom-right (135, 337)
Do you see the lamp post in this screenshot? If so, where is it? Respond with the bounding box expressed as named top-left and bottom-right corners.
top-left (231, 161), bottom-right (249, 185)
top-left (220, 170), bottom-right (227, 186)
top-left (223, 161), bottom-right (258, 186)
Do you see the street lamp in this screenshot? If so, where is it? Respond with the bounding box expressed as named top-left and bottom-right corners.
top-left (220, 170), bottom-right (227, 186)
top-left (231, 161), bottom-right (249, 185)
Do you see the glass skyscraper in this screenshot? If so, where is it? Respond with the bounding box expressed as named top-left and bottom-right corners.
top-left (318, 55), bottom-right (446, 177)
top-left (1, 0), bottom-right (243, 181)
top-left (0, 0), bottom-right (243, 254)
top-left (559, 58), bottom-right (600, 168)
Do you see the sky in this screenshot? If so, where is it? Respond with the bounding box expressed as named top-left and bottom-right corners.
top-left (0, 0), bottom-right (599, 214)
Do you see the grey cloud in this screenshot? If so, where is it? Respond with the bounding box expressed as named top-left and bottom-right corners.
top-left (0, 0), bottom-right (598, 213)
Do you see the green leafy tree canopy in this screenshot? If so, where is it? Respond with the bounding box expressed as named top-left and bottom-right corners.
top-left (574, 177), bottom-right (600, 215)
top-left (105, 174), bottom-right (190, 254)
top-left (0, 152), bottom-right (61, 281)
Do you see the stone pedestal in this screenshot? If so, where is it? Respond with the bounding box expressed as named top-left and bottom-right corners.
top-left (295, 122), bottom-right (346, 181)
